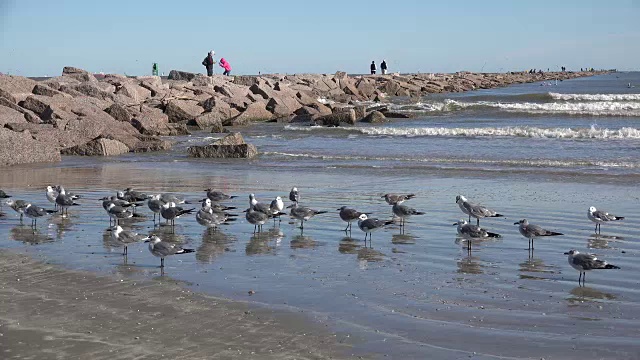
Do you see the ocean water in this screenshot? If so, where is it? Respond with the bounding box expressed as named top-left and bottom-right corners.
top-left (2, 72), bottom-right (640, 359)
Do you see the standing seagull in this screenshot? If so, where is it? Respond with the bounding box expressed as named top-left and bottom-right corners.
top-left (269, 196), bottom-right (286, 224)
top-left (24, 203), bottom-right (56, 228)
top-left (249, 193), bottom-right (272, 215)
top-left (392, 203), bottom-right (425, 232)
top-left (160, 202), bottom-right (195, 229)
top-left (338, 206), bottom-right (367, 232)
top-left (456, 195), bottom-right (503, 225)
top-left (245, 203), bottom-right (269, 233)
top-left (205, 189), bottom-right (237, 203)
top-left (289, 187), bottom-right (300, 205)
top-left (5, 199), bottom-right (28, 223)
top-left (588, 206), bottom-right (624, 234)
top-left (144, 235), bottom-right (194, 268)
top-left (196, 199), bottom-right (235, 231)
top-left (147, 194), bottom-right (164, 224)
top-left (289, 202), bottom-right (327, 232)
top-left (109, 225), bottom-right (146, 256)
top-left (454, 219), bottom-right (501, 251)
top-left (382, 193), bottom-right (415, 205)
top-left (45, 186), bottom-right (58, 210)
top-left (55, 187), bottom-right (80, 217)
top-left (564, 249), bottom-right (620, 284)
top-left (357, 214), bottom-right (393, 241)
top-left (515, 219), bottom-right (563, 250)
top-left (106, 203), bottom-right (133, 225)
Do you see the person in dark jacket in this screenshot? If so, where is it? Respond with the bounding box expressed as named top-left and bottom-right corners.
top-left (202, 50), bottom-right (215, 76)
top-left (381, 60), bottom-right (388, 74)
top-left (370, 61), bottom-right (376, 75)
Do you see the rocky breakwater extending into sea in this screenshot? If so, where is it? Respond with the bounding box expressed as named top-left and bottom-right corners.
top-left (0, 66), bottom-right (607, 166)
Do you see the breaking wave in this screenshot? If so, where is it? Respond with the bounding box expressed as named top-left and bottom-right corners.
top-left (549, 93), bottom-right (640, 101)
top-left (284, 125), bottom-right (640, 140)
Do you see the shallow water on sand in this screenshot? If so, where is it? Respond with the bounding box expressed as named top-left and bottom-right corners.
top-left (2, 73), bottom-right (640, 359)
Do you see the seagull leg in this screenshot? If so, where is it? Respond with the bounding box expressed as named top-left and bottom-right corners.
top-left (476, 218), bottom-right (480, 226)
top-left (160, 258), bottom-right (164, 268)
top-left (344, 223), bottom-right (349, 232)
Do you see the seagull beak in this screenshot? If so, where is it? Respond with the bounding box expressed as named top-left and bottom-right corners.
top-left (513, 221), bottom-right (520, 225)
top-left (142, 236), bottom-right (152, 242)
top-left (286, 204), bottom-right (294, 209)
top-left (452, 223), bottom-right (458, 226)
top-left (198, 198), bottom-right (207, 203)
top-left (563, 252), bottom-right (569, 255)
top-left (106, 228), bottom-right (113, 232)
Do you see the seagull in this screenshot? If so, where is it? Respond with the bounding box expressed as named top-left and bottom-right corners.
top-left (454, 219), bottom-right (501, 251)
top-left (288, 202), bottom-right (327, 231)
top-left (269, 196), bottom-right (286, 224)
top-left (357, 213), bottom-right (393, 241)
top-left (245, 203), bottom-right (269, 233)
top-left (392, 203), bottom-right (425, 231)
top-left (196, 199), bottom-right (235, 231)
top-left (456, 195), bottom-right (503, 225)
top-left (148, 194), bottom-right (164, 224)
top-left (205, 189), bottom-right (237, 203)
top-left (106, 203), bottom-right (133, 225)
top-left (102, 196), bottom-right (137, 212)
top-left (144, 235), bottom-right (195, 268)
top-left (5, 199), bottom-right (28, 222)
top-left (121, 188), bottom-right (151, 202)
top-left (382, 193), bottom-right (415, 205)
top-left (588, 206), bottom-right (624, 234)
top-left (0, 189), bottom-right (10, 210)
top-left (108, 225), bottom-right (146, 256)
top-left (338, 206), bottom-right (367, 232)
top-left (23, 203), bottom-right (56, 228)
top-left (249, 193), bottom-right (271, 215)
top-left (289, 187), bottom-right (299, 205)
top-left (55, 186), bottom-right (80, 217)
top-left (45, 186), bottom-right (58, 210)
top-left (160, 202), bottom-right (195, 228)
top-left (564, 249), bottom-right (620, 284)
top-left (160, 193), bottom-right (189, 205)
top-left (515, 219), bottom-right (563, 250)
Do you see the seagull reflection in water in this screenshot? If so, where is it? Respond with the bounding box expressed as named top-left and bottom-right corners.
top-left (196, 230), bottom-right (237, 264)
top-left (10, 225), bottom-right (54, 245)
top-left (567, 286), bottom-right (617, 304)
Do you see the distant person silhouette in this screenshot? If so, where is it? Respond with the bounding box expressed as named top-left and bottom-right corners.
top-left (381, 60), bottom-right (388, 74)
top-left (370, 61), bottom-right (376, 75)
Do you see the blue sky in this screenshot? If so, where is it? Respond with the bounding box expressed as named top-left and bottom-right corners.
top-left (1, 0), bottom-right (639, 76)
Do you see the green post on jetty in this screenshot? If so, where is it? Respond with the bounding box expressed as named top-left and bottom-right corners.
top-left (152, 63), bottom-right (158, 76)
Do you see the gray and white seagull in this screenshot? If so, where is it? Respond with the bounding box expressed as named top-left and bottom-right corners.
top-left (515, 219), bottom-right (563, 250)
top-left (456, 195), bottom-right (503, 225)
top-left (588, 206), bottom-right (624, 234)
top-left (143, 235), bottom-right (195, 268)
top-left (564, 249), bottom-right (620, 284)
top-left (454, 219), bottom-right (501, 251)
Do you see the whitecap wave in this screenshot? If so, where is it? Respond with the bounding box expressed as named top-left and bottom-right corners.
top-left (284, 125), bottom-right (640, 140)
top-left (549, 93), bottom-right (640, 101)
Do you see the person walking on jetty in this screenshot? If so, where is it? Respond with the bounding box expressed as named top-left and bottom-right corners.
top-left (219, 57), bottom-right (232, 76)
top-left (202, 50), bottom-right (215, 76)
top-left (381, 60), bottom-right (388, 74)
top-left (370, 61), bottom-right (376, 75)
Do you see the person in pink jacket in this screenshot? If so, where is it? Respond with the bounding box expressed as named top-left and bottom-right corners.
top-left (219, 58), bottom-right (232, 76)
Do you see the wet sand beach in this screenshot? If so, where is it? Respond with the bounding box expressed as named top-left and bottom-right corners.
top-left (0, 250), bottom-right (356, 359)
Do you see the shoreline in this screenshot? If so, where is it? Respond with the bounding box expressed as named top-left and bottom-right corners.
top-left (0, 249), bottom-right (358, 359)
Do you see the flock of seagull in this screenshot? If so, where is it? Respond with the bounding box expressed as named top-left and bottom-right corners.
top-left (0, 186), bottom-right (624, 283)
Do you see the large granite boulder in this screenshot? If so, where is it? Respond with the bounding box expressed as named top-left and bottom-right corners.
top-left (0, 105), bottom-right (28, 125)
top-left (0, 97), bottom-right (40, 123)
top-left (130, 106), bottom-right (176, 136)
top-left (32, 84), bottom-right (69, 98)
top-left (105, 103), bottom-right (131, 122)
top-left (116, 82), bottom-right (152, 102)
top-left (168, 70), bottom-right (197, 81)
top-left (361, 110), bottom-right (387, 123)
top-left (0, 128), bottom-right (61, 166)
top-left (62, 66), bottom-right (98, 83)
top-left (224, 102), bottom-right (273, 126)
top-left (188, 132), bottom-right (257, 159)
top-left (61, 138), bottom-right (130, 156)
top-left (0, 74), bottom-right (39, 102)
top-left (165, 99), bottom-right (204, 123)
top-left (316, 109), bottom-right (356, 126)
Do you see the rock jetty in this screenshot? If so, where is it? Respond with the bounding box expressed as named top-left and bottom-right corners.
top-left (0, 66), bottom-right (607, 166)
